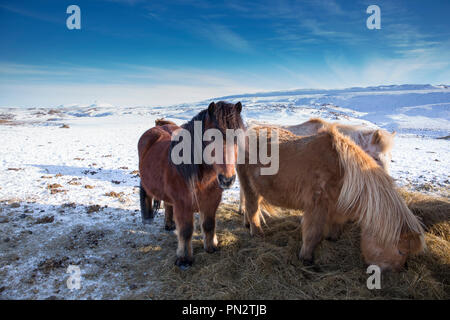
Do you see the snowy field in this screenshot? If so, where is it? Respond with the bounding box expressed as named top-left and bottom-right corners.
top-left (0, 84), bottom-right (449, 299)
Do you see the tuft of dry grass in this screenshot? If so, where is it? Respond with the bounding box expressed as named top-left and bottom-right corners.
top-left (0, 119), bottom-right (21, 126)
top-left (105, 191), bottom-right (124, 198)
top-left (126, 191), bottom-right (449, 300)
top-left (399, 190), bottom-right (450, 241)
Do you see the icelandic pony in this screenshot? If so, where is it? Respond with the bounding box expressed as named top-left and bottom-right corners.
top-left (138, 101), bottom-right (244, 268)
top-left (238, 118), bottom-right (396, 214)
top-left (284, 118), bottom-right (396, 172)
top-left (237, 125), bottom-right (424, 271)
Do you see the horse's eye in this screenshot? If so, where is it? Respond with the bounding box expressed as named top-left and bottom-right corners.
top-left (398, 250), bottom-right (406, 256)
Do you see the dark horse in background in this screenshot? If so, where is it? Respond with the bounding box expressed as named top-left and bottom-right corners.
top-left (138, 101), bottom-right (245, 268)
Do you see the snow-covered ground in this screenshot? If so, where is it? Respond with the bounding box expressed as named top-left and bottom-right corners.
top-left (0, 84), bottom-right (449, 299)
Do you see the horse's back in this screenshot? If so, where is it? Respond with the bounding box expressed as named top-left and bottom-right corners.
top-left (138, 125), bottom-right (179, 160)
top-left (284, 118), bottom-right (327, 136)
top-left (155, 118), bottom-right (177, 126)
top-left (158, 123), bottom-right (179, 134)
top-left (242, 126), bottom-right (341, 209)
top-left (138, 126), bottom-right (177, 201)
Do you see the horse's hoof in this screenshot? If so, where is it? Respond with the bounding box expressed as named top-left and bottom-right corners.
top-left (205, 246), bottom-right (218, 254)
top-left (142, 218), bottom-right (153, 225)
top-left (250, 226), bottom-right (264, 237)
top-left (299, 252), bottom-right (314, 266)
top-left (175, 257), bottom-right (193, 270)
top-left (164, 224), bottom-right (176, 231)
top-left (299, 255), bottom-right (314, 266)
top-left (301, 258), bottom-right (314, 266)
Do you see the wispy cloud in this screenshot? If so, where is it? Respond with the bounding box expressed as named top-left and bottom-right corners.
top-left (0, 3), bottom-right (60, 24)
top-left (194, 23), bottom-right (252, 53)
top-left (102, 0), bottom-right (145, 5)
top-left (323, 52), bottom-right (450, 88)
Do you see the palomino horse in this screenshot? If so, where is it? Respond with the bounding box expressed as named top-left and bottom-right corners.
top-left (239, 118), bottom-right (396, 214)
top-left (237, 125), bottom-right (424, 272)
top-left (138, 101), bottom-right (244, 268)
top-left (284, 118), bottom-right (396, 171)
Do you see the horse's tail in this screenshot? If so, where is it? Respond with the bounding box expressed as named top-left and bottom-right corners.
top-left (261, 199), bottom-right (276, 216)
top-left (140, 183), bottom-right (160, 224)
top-left (328, 125), bottom-right (424, 249)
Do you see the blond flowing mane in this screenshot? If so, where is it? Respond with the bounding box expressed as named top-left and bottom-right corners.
top-left (327, 125), bottom-right (424, 246)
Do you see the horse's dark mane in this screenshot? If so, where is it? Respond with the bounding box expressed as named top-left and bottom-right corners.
top-left (168, 101), bottom-right (245, 184)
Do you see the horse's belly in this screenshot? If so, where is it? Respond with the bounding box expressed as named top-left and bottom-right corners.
top-left (251, 168), bottom-right (305, 210)
top-left (140, 140), bottom-right (171, 201)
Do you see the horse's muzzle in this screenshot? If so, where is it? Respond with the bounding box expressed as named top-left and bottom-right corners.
top-left (217, 174), bottom-right (236, 189)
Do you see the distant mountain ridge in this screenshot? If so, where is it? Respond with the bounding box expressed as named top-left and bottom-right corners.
top-left (216, 84), bottom-right (448, 100)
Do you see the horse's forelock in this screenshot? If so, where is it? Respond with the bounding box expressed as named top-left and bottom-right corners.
top-left (168, 102), bottom-right (244, 185)
top-left (211, 101), bottom-right (245, 135)
top-left (370, 130), bottom-right (394, 151)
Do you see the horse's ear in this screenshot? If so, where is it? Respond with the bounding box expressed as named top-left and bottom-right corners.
top-left (235, 101), bottom-right (242, 113)
top-left (371, 130), bottom-right (382, 144)
top-left (391, 131), bottom-right (397, 137)
top-left (208, 102), bottom-right (215, 116)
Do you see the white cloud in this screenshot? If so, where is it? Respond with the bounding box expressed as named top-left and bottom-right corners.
top-left (322, 52), bottom-right (450, 88)
top-left (0, 83), bottom-right (263, 108)
top-left (0, 63), bottom-right (263, 107)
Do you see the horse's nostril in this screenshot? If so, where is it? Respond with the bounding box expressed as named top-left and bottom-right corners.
top-left (218, 174), bottom-right (235, 187)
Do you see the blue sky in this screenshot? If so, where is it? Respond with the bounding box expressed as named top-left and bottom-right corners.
top-left (0, 0), bottom-right (449, 107)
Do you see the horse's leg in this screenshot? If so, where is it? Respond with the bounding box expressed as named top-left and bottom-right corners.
top-left (325, 222), bottom-right (342, 242)
top-left (164, 204), bottom-right (176, 231)
top-left (173, 204), bottom-right (194, 269)
top-left (238, 188), bottom-right (245, 215)
top-left (153, 200), bottom-right (161, 213)
top-left (199, 192), bottom-right (221, 253)
top-left (140, 184), bottom-right (154, 224)
top-left (299, 203), bottom-right (328, 264)
top-left (325, 208), bottom-right (346, 241)
top-left (237, 166), bottom-right (259, 233)
top-left (245, 192), bottom-right (263, 236)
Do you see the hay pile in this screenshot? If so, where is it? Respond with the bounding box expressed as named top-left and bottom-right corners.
top-left (129, 190), bottom-right (450, 300)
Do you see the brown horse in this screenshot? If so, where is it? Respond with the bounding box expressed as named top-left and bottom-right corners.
top-left (237, 125), bottom-right (424, 272)
top-left (138, 101), bottom-right (244, 268)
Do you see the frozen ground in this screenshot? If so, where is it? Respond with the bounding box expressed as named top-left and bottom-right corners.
top-left (0, 84), bottom-right (448, 299)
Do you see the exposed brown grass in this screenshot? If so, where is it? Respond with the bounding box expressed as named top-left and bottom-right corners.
top-left (128, 190), bottom-right (449, 300)
top-left (47, 183), bottom-right (63, 190)
top-left (105, 191), bottom-right (124, 198)
top-left (0, 119), bottom-right (18, 126)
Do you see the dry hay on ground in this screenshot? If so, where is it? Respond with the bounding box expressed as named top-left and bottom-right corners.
top-left (127, 190), bottom-right (450, 300)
